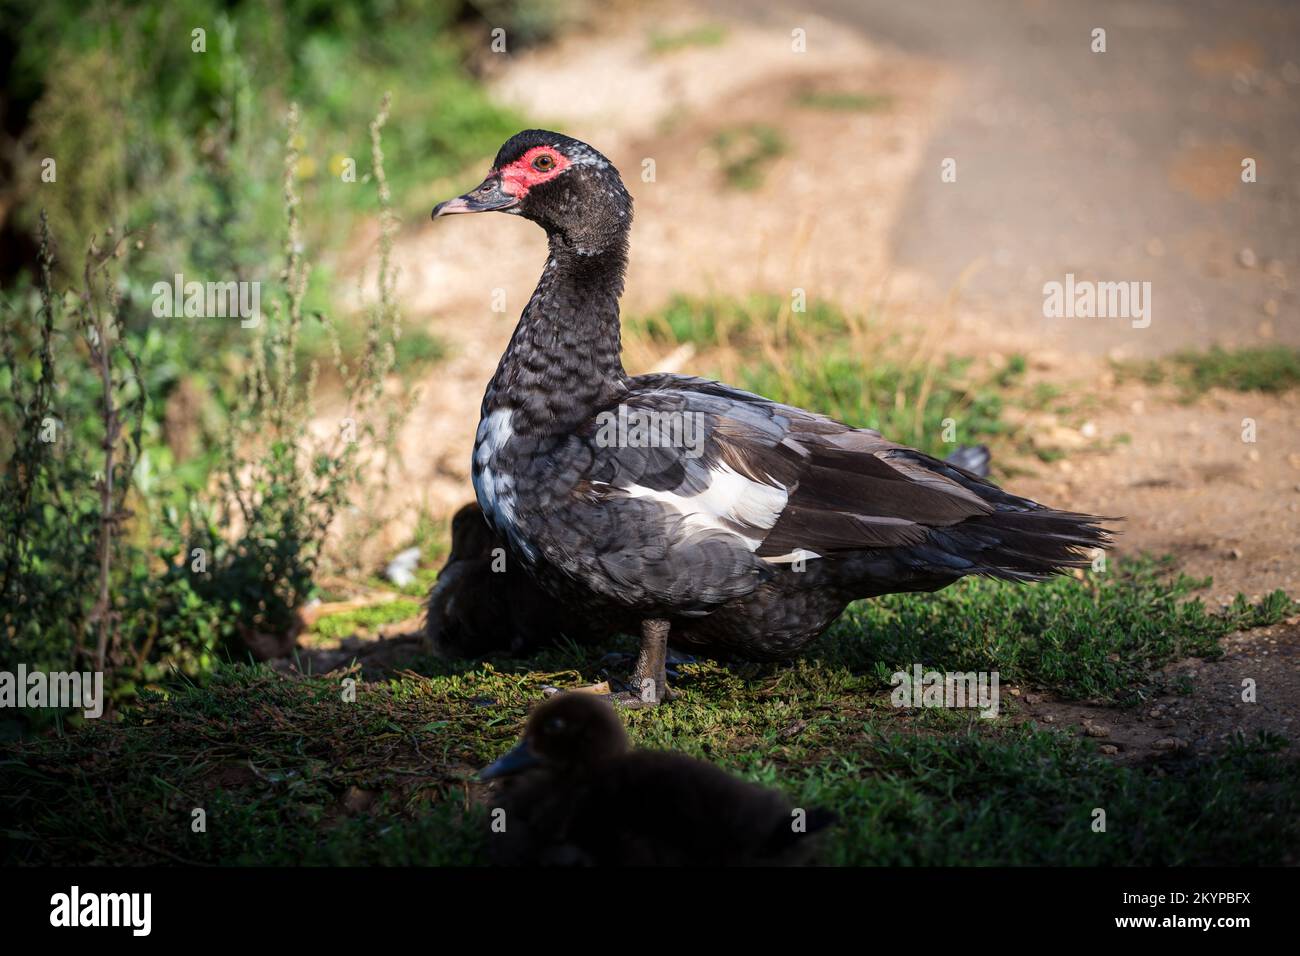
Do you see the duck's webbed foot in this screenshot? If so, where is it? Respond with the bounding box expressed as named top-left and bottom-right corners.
top-left (542, 619), bottom-right (680, 706)
top-left (607, 618), bottom-right (675, 707)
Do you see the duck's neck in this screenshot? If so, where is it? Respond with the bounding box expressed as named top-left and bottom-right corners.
top-left (484, 232), bottom-right (630, 434)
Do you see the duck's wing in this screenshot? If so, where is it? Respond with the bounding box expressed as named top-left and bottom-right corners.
top-left (573, 375), bottom-right (1108, 602)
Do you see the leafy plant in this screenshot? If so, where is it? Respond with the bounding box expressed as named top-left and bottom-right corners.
top-left (188, 97), bottom-right (410, 645)
top-left (0, 97), bottom-right (411, 723)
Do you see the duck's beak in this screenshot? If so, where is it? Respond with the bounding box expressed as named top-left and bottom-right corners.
top-left (432, 175), bottom-right (520, 219)
top-left (479, 740), bottom-right (541, 781)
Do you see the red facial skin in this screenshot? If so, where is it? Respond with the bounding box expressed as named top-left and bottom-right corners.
top-left (496, 146), bottom-right (571, 198)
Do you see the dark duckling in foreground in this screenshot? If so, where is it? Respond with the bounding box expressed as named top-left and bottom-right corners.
top-left (433, 129), bottom-right (1113, 704)
top-left (426, 442), bottom-right (995, 660)
top-left (480, 692), bottom-right (834, 866)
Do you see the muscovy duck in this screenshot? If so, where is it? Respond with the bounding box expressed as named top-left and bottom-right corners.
top-left (432, 130), bottom-right (1112, 705)
top-left (480, 692), bottom-right (834, 865)
top-left (426, 444), bottom-right (994, 659)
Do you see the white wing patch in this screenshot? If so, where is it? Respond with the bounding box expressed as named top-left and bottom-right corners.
top-left (473, 408), bottom-right (519, 531)
top-left (620, 463), bottom-right (788, 551)
top-left (762, 548), bottom-right (823, 565)
top-left (474, 408), bottom-right (514, 465)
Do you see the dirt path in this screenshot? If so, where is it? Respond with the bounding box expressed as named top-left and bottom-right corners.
top-left (742, 0), bottom-right (1300, 357)
top-left (1010, 377), bottom-right (1300, 604)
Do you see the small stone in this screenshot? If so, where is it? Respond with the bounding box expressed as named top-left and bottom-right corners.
top-left (1041, 714), bottom-right (1056, 723)
top-left (384, 546), bottom-right (421, 587)
top-left (1238, 248), bottom-right (1258, 269)
top-left (1154, 737), bottom-right (1188, 750)
top-left (1230, 547), bottom-right (1243, 560)
top-left (1099, 744), bottom-right (1119, 755)
top-left (1084, 723), bottom-right (1111, 738)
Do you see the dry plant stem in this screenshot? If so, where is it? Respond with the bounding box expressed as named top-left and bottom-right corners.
top-left (80, 230), bottom-right (139, 672)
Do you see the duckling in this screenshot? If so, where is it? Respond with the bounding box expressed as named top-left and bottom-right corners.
top-left (480, 692), bottom-right (835, 866)
top-left (424, 503), bottom-right (616, 658)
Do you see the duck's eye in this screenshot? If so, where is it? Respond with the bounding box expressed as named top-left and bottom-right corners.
top-left (532, 153), bottom-right (556, 172)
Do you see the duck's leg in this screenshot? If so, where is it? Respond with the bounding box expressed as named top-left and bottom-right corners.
top-left (628, 618), bottom-right (672, 705)
top-left (548, 630), bottom-right (691, 702)
top-left (545, 619), bottom-right (676, 706)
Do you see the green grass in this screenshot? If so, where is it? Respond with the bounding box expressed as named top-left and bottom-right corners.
top-left (1113, 346), bottom-right (1300, 399)
top-left (804, 726), bottom-right (1296, 865)
top-left (827, 558), bottom-right (1294, 703)
top-left (647, 24), bottom-right (728, 53)
top-left (628, 295), bottom-right (1019, 456)
top-left (4, 557), bottom-right (1296, 866)
top-left (310, 598), bottom-right (423, 642)
top-left (629, 293), bottom-right (849, 347)
top-left (709, 124), bottom-right (788, 190)
top-left (794, 90), bottom-right (894, 112)
top-left (740, 351), bottom-right (1013, 456)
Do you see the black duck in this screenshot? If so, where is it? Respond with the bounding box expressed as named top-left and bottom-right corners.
top-left (432, 130), bottom-right (1112, 704)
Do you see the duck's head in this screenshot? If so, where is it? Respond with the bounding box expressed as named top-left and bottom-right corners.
top-left (432, 129), bottom-right (632, 252)
top-left (479, 692), bottom-right (629, 780)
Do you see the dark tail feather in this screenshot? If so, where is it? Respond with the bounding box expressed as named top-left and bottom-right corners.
top-left (926, 507), bottom-right (1115, 582)
top-left (887, 447), bottom-right (1116, 581)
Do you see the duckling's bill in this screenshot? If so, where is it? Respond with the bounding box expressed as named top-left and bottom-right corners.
top-left (479, 740), bottom-right (541, 781)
